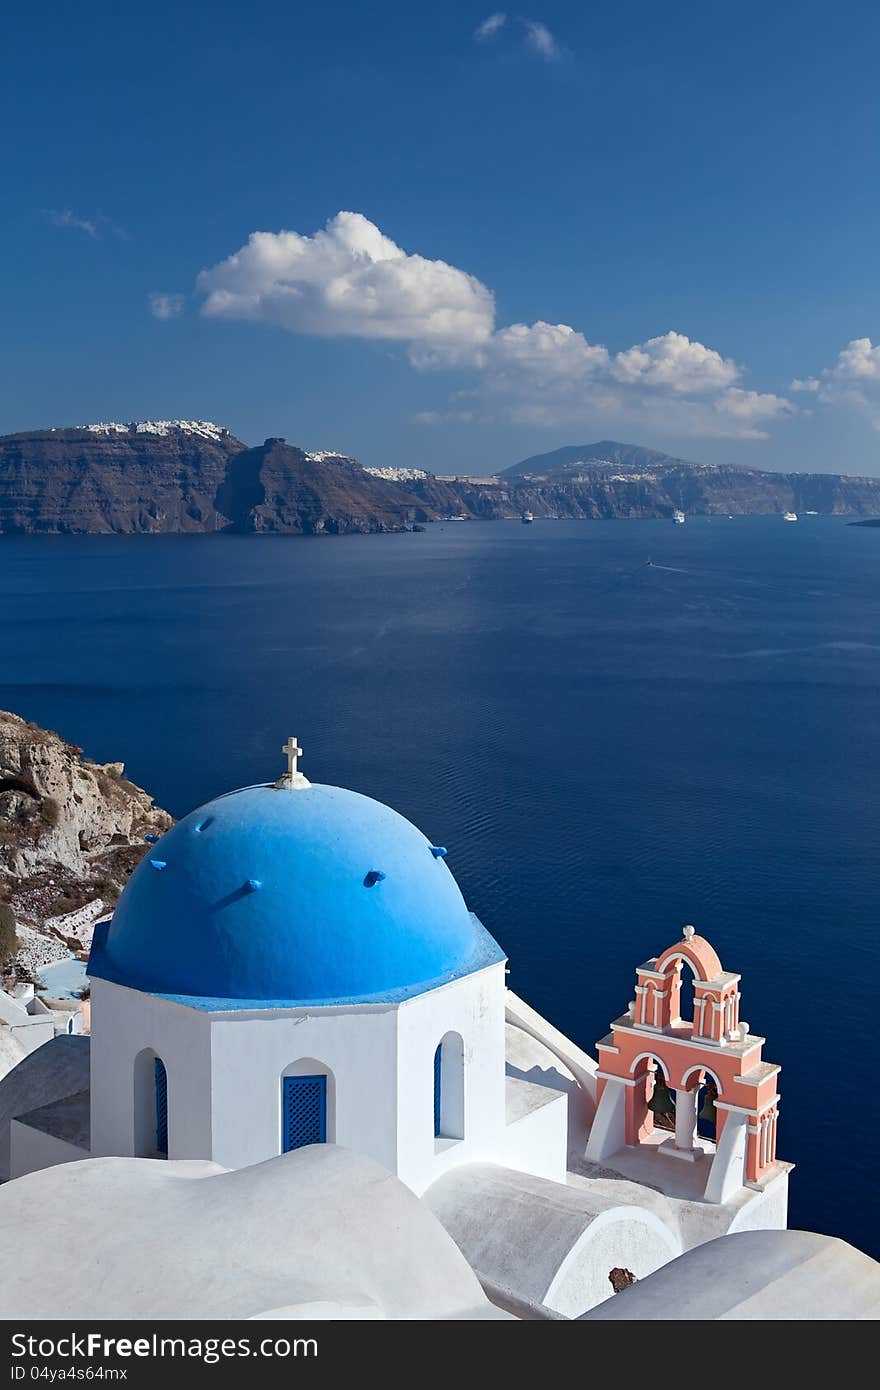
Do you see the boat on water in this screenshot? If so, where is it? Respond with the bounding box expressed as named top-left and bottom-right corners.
top-left (805, 510), bottom-right (818, 515)
top-left (521, 511), bottom-right (534, 524)
top-left (783, 511), bottom-right (798, 522)
top-left (673, 509), bottom-right (685, 524)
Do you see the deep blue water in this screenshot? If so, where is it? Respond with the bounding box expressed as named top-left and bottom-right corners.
top-left (1, 517), bottom-right (877, 1254)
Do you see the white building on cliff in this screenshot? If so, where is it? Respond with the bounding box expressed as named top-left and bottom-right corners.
top-left (0, 738), bottom-right (876, 1320)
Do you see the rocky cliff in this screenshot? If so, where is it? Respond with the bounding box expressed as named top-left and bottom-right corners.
top-left (2, 423), bottom-right (880, 534)
top-left (0, 421), bottom-right (245, 534)
top-left (215, 438), bottom-right (439, 534)
top-left (488, 440), bottom-right (880, 517)
top-left (437, 462), bottom-right (880, 520)
top-left (0, 425), bottom-right (455, 535)
top-left (0, 712), bottom-right (172, 965)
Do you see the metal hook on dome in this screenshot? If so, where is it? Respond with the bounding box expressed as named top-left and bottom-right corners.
top-left (430, 846), bottom-right (448, 859)
top-left (363, 870), bottom-right (387, 888)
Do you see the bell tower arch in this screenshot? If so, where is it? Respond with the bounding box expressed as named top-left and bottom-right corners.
top-left (586, 925), bottom-right (784, 1203)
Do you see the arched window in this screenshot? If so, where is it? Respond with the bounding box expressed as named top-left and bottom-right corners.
top-left (433, 1032), bottom-right (465, 1141)
top-left (154, 1058), bottom-right (168, 1156)
top-left (133, 1048), bottom-right (168, 1158)
top-left (433, 1044), bottom-right (442, 1136)
top-left (280, 1060), bottom-right (334, 1153)
top-left (677, 960), bottom-right (697, 1025)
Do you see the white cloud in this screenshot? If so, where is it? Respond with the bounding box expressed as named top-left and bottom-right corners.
top-left (48, 208), bottom-right (127, 239)
top-left (712, 388), bottom-right (793, 438)
top-left (474, 14), bottom-right (562, 60)
top-left (521, 20), bottom-right (561, 61)
top-left (790, 377), bottom-right (821, 393)
top-left (612, 331), bottom-right (738, 394)
top-left (196, 210), bottom-right (794, 441)
top-left (423, 322), bottom-right (789, 438)
top-left (50, 209), bottom-right (98, 237)
top-left (831, 336), bottom-right (880, 383)
top-left (197, 211), bottom-right (495, 349)
top-left (790, 338), bottom-right (880, 428)
top-left (414, 408), bottom-right (475, 425)
top-left (149, 292), bottom-right (184, 321)
top-left (474, 13), bottom-right (506, 41)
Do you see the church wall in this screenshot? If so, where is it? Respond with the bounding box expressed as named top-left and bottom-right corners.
top-left (499, 1084), bottom-right (568, 1182)
top-left (544, 1210), bottom-right (682, 1316)
top-left (727, 1171), bottom-right (790, 1235)
top-left (9, 1119), bottom-right (88, 1179)
top-left (396, 963), bottom-right (507, 1195)
top-left (425, 1163), bottom-right (683, 1317)
top-left (208, 1004), bottom-right (399, 1171)
top-left (89, 979), bottom-right (213, 1160)
top-left (3, 1018), bottom-right (56, 1055)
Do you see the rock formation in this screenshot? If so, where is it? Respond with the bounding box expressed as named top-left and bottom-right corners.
top-left (0, 712), bottom-right (172, 967)
top-left (3, 423), bottom-right (880, 534)
top-left (215, 438), bottom-right (436, 534)
top-left (490, 440), bottom-right (880, 518)
top-left (0, 422), bottom-right (245, 534)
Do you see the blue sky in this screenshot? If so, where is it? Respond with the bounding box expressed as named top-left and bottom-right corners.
top-left (3, 1), bottom-right (880, 473)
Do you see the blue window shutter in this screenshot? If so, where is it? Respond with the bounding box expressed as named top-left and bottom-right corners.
top-left (282, 1075), bottom-right (327, 1152)
top-left (154, 1058), bottom-right (168, 1156)
top-left (434, 1044), bottom-right (442, 1137)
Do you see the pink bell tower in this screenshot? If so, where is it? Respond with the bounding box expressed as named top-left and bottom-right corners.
top-left (585, 925), bottom-right (784, 1203)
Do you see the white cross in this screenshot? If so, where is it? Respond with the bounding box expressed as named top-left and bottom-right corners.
top-left (282, 736), bottom-right (303, 780)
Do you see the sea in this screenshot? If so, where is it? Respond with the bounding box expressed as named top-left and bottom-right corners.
top-left (0, 516), bottom-right (877, 1254)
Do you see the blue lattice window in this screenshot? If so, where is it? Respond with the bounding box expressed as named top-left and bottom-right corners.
top-left (154, 1058), bottom-right (168, 1156)
top-left (434, 1044), bottom-right (443, 1137)
top-left (282, 1075), bottom-right (327, 1152)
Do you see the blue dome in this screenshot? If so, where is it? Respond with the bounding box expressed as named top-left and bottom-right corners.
top-left (88, 783), bottom-right (504, 1008)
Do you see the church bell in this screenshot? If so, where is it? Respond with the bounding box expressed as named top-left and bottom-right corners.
top-left (647, 1078), bottom-right (675, 1114)
top-left (698, 1088), bottom-right (717, 1123)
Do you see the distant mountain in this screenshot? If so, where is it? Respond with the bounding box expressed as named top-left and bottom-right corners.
top-left (498, 440), bottom-right (702, 477)
top-left (489, 439), bottom-right (880, 518)
top-left (3, 422), bottom-right (880, 534)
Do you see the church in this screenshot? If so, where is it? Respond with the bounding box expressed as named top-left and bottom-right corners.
top-left (0, 738), bottom-right (877, 1320)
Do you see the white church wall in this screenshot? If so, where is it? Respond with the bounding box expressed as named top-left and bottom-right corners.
top-left (89, 979), bottom-right (213, 1161)
top-left (504, 992), bottom-right (598, 1108)
top-left (208, 1005), bottom-right (399, 1171)
top-left (505, 1024), bottom-right (593, 1163)
top-left (500, 1079), bottom-right (568, 1182)
top-left (425, 1162), bottom-right (684, 1317)
top-left (727, 1171), bottom-right (790, 1235)
top-left (9, 1119), bottom-right (88, 1179)
top-left (544, 1209), bottom-right (683, 1316)
top-left (90, 970), bottom-right (516, 1181)
top-left (395, 964), bottom-right (508, 1194)
top-left (704, 1107), bottom-right (749, 1203)
top-left (584, 1076), bottom-right (628, 1164)
top-left (4, 1019), bottom-right (55, 1055)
